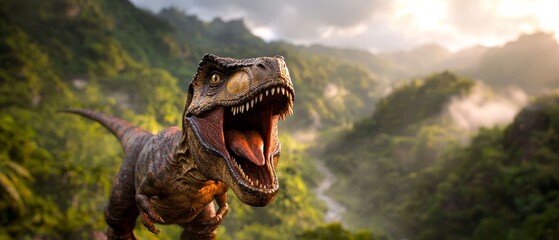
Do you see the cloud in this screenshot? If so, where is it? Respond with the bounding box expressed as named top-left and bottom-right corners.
top-left (134, 0), bottom-right (392, 40)
top-left (130, 0), bottom-right (559, 52)
top-left (446, 83), bottom-right (528, 132)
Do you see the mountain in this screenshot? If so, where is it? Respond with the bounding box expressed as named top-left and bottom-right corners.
top-left (377, 32), bottom-right (559, 95)
top-left (470, 32), bottom-right (559, 94)
top-left (378, 43), bottom-right (491, 80)
top-left (380, 44), bottom-right (452, 76)
top-left (301, 44), bottom-right (408, 82)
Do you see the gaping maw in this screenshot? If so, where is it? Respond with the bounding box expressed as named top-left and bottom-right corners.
top-left (191, 85), bottom-right (293, 192)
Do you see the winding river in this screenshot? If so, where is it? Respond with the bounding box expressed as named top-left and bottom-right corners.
top-left (314, 158), bottom-right (347, 223)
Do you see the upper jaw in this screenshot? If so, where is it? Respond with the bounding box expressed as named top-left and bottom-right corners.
top-left (186, 81), bottom-right (294, 117)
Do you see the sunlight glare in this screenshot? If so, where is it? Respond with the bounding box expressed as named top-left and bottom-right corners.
top-left (395, 0), bottom-right (448, 31)
top-left (251, 26), bottom-right (277, 41)
top-left (498, 0), bottom-right (559, 37)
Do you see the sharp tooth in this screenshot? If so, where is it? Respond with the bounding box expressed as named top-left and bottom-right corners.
top-left (272, 88), bottom-right (275, 95)
top-left (255, 179), bottom-right (259, 187)
top-left (266, 90), bottom-right (269, 96)
top-left (281, 88), bottom-right (285, 95)
top-left (246, 102), bottom-right (250, 111)
top-left (277, 87), bottom-right (281, 94)
top-left (251, 99), bottom-right (254, 108)
top-left (259, 94), bottom-right (263, 102)
top-left (267, 163), bottom-right (274, 182)
top-left (241, 105), bottom-right (244, 113)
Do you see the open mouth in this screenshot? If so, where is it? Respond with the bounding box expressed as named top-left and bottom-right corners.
top-left (188, 84), bottom-right (293, 193)
top-left (224, 85), bottom-right (293, 192)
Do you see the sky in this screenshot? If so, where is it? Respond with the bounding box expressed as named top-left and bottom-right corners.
top-left (130, 0), bottom-right (559, 52)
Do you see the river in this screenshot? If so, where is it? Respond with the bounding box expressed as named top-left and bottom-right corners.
top-left (314, 158), bottom-right (347, 224)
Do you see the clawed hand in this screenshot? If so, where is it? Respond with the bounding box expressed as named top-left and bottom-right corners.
top-left (136, 194), bottom-right (165, 234)
top-left (200, 203), bottom-right (228, 233)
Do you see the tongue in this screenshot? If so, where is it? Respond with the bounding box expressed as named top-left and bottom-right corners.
top-left (225, 129), bottom-right (265, 166)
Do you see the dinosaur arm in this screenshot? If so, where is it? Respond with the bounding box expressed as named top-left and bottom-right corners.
top-left (215, 192), bottom-right (229, 220)
top-left (202, 191), bottom-right (229, 232)
top-left (136, 172), bottom-right (165, 234)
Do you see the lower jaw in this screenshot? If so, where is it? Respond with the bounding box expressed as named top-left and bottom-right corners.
top-left (231, 182), bottom-right (279, 207)
top-left (228, 161), bottom-right (277, 191)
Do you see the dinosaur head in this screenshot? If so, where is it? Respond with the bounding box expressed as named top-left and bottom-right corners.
top-left (182, 54), bottom-right (294, 206)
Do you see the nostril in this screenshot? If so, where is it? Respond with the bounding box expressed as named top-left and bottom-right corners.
top-left (257, 63), bottom-right (266, 71)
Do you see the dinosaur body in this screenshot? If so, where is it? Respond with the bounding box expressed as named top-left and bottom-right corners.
top-left (63, 54), bottom-right (294, 239)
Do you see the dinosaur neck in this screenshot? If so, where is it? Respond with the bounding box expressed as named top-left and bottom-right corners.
top-left (175, 129), bottom-right (190, 164)
top-left (174, 130), bottom-right (213, 184)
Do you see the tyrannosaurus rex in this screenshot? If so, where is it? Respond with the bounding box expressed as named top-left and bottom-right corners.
top-left (63, 54), bottom-right (294, 239)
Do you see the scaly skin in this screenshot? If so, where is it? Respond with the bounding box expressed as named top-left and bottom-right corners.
top-left (63, 54), bottom-right (294, 239)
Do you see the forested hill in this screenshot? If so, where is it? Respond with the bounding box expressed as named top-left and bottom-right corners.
top-left (321, 71), bottom-right (559, 239)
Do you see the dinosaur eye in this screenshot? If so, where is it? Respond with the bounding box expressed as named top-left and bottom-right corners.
top-left (210, 73), bottom-right (222, 84)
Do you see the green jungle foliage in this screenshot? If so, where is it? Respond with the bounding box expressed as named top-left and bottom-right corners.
top-left (298, 223), bottom-right (387, 240)
top-left (322, 71), bottom-right (559, 239)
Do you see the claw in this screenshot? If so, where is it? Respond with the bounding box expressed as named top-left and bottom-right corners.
top-left (136, 193), bottom-right (165, 233)
top-left (141, 212), bottom-right (160, 234)
top-left (136, 193), bottom-right (165, 227)
top-left (200, 217), bottom-right (221, 234)
top-left (201, 215), bottom-right (223, 226)
top-left (148, 210), bottom-right (165, 224)
top-left (200, 203), bottom-right (228, 234)
top-left (140, 208), bottom-right (164, 233)
top-left (200, 224), bottom-right (220, 234)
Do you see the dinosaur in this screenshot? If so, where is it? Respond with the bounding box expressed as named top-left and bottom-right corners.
top-left (62, 53), bottom-right (294, 239)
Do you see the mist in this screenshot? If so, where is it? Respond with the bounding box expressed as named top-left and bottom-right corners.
top-left (446, 83), bottom-right (528, 132)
